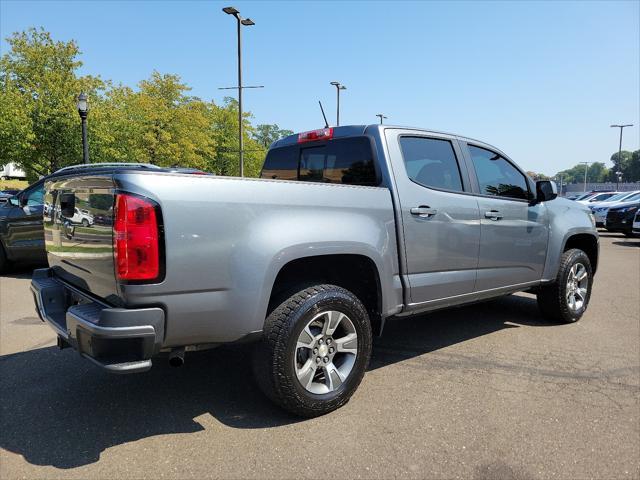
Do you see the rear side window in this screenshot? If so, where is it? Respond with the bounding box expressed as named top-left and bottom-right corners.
top-left (468, 145), bottom-right (530, 200)
top-left (260, 146), bottom-right (298, 181)
top-left (399, 137), bottom-right (464, 192)
top-left (261, 137), bottom-right (378, 186)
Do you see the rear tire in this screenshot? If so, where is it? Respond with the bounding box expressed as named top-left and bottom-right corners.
top-left (81, 218), bottom-right (89, 227)
top-left (253, 284), bottom-right (372, 417)
top-left (537, 248), bottom-right (593, 323)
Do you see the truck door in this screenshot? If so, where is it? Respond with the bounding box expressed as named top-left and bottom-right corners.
top-left (384, 129), bottom-right (481, 307)
top-left (461, 142), bottom-right (548, 290)
top-left (3, 181), bottom-right (46, 263)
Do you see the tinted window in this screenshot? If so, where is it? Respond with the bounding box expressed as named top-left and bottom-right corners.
top-left (468, 145), bottom-right (529, 200)
top-left (24, 183), bottom-right (44, 206)
top-left (399, 137), bottom-right (464, 192)
top-left (260, 146), bottom-right (298, 181)
top-left (261, 137), bottom-right (378, 186)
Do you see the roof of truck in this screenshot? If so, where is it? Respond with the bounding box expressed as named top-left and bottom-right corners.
top-left (270, 124), bottom-right (500, 151)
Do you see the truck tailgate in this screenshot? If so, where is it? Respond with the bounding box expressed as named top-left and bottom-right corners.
top-left (43, 174), bottom-right (119, 302)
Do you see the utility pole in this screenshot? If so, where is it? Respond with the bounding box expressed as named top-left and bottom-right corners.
top-left (610, 124), bottom-right (633, 190)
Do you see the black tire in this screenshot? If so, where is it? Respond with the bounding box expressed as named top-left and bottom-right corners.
top-left (81, 218), bottom-right (89, 227)
top-left (0, 243), bottom-right (9, 274)
top-left (253, 284), bottom-right (372, 417)
top-left (537, 248), bottom-right (593, 323)
top-left (623, 231), bottom-right (634, 238)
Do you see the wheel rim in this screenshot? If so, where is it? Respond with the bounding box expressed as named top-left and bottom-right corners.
top-left (294, 310), bottom-right (358, 394)
top-left (566, 262), bottom-right (588, 312)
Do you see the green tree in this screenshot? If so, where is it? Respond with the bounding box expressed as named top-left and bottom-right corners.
top-left (555, 162), bottom-right (609, 184)
top-left (628, 150), bottom-right (640, 182)
top-left (609, 150), bottom-right (636, 182)
top-left (0, 28), bottom-right (103, 180)
top-left (252, 124), bottom-right (293, 148)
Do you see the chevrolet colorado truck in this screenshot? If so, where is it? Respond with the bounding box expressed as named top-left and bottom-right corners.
top-left (31, 125), bottom-right (599, 417)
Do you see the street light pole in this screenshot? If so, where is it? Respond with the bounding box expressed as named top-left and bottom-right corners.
top-left (76, 92), bottom-right (89, 164)
top-left (610, 124), bottom-right (633, 190)
top-left (580, 162), bottom-right (591, 192)
top-left (330, 81), bottom-right (346, 126)
top-left (223, 6), bottom-right (255, 177)
top-left (376, 114), bottom-right (387, 125)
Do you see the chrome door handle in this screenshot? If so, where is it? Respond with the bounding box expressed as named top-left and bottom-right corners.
top-left (484, 210), bottom-right (503, 221)
top-left (410, 206), bottom-right (437, 218)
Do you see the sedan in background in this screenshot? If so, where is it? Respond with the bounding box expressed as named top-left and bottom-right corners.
top-left (632, 210), bottom-right (640, 236)
top-left (577, 191), bottom-right (617, 204)
top-left (592, 192), bottom-right (640, 227)
top-left (605, 202), bottom-right (640, 237)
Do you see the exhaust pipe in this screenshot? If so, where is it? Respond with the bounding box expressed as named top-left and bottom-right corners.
top-left (168, 347), bottom-right (185, 367)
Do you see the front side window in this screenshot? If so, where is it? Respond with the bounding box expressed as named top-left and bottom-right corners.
top-left (399, 137), bottom-right (464, 192)
top-left (468, 145), bottom-right (529, 200)
top-left (24, 183), bottom-right (44, 206)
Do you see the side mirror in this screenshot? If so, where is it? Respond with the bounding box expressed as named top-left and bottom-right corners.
top-left (59, 193), bottom-right (76, 217)
top-left (535, 180), bottom-right (558, 204)
top-left (9, 196), bottom-right (20, 207)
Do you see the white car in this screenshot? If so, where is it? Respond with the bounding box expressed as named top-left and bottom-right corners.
top-left (592, 193), bottom-right (640, 227)
top-left (632, 210), bottom-right (640, 235)
top-left (577, 191), bottom-right (617, 205)
top-left (69, 207), bottom-right (94, 226)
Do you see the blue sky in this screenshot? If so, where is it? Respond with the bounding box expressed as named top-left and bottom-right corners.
top-left (1, 0), bottom-right (638, 175)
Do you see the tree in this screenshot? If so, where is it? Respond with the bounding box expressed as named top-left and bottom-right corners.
top-left (252, 124), bottom-right (293, 148)
top-left (555, 162), bottom-right (609, 184)
top-left (0, 28), bottom-right (103, 180)
top-left (628, 150), bottom-right (640, 182)
top-left (609, 150), bottom-right (637, 182)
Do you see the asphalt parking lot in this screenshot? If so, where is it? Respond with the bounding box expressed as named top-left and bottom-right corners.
top-left (1, 233), bottom-right (638, 479)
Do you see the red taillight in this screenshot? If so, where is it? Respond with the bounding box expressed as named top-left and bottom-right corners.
top-left (297, 127), bottom-right (333, 143)
top-left (114, 193), bottom-right (160, 281)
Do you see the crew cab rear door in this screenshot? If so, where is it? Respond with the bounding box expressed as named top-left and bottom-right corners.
top-left (384, 129), bottom-right (480, 308)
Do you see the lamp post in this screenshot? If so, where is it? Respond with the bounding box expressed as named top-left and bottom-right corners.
top-left (330, 81), bottom-right (346, 126)
top-left (376, 114), bottom-right (387, 125)
top-left (76, 92), bottom-right (89, 164)
top-left (580, 162), bottom-right (591, 192)
top-left (223, 6), bottom-right (255, 177)
top-left (610, 124), bottom-right (633, 190)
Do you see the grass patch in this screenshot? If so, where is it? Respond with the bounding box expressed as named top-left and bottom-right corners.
top-left (0, 179), bottom-right (29, 191)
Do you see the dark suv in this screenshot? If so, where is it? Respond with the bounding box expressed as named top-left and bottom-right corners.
top-left (605, 202), bottom-right (640, 237)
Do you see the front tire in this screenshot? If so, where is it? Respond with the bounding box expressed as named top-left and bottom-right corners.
top-left (537, 248), bottom-right (593, 323)
top-left (253, 284), bottom-right (372, 417)
top-left (81, 218), bottom-right (89, 227)
top-left (0, 244), bottom-right (9, 274)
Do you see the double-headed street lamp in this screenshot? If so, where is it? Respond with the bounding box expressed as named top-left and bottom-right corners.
top-left (376, 114), bottom-right (387, 125)
top-left (77, 92), bottom-right (89, 164)
top-left (330, 81), bottom-right (346, 126)
top-left (610, 124), bottom-right (633, 190)
top-left (223, 6), bottom-right (255, 177)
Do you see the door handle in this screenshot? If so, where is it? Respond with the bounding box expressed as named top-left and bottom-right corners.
top-left (484, 210), bottom-right (503, 221)
top-left (410, 206), bottom-right (438, 218)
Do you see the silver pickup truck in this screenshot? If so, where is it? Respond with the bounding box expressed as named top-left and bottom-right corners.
top-left (31, 125), bottom-right (598, 417)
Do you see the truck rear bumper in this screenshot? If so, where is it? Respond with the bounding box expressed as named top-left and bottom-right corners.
top-left (31, 268), bottom-right (165, 374)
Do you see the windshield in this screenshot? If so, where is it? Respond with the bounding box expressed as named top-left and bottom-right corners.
top-left (575, 193), bottom-right (593, 201)
top-left (603, 192), bottom-right (628, 202)
top-left (621, 192), bottom-right (640, 202)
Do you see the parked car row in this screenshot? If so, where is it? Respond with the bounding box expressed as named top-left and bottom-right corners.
top-left (563, 190), bottom-right (640, 235)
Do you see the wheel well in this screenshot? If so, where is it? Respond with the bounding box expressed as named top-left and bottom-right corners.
top-left (564, 234), bottom-right (598, 274)
top-left (268, 254), bottom-right (383, 335)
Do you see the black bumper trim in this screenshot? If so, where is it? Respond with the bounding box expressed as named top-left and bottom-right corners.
top-left (31, 268), bottom-right (164, 374)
